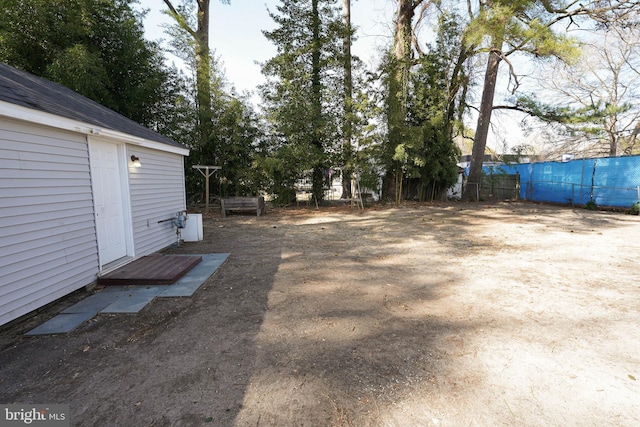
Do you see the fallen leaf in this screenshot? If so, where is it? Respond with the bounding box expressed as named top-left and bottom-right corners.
top-left (629, 374), bottom-right (636, 381)
top-left (205, 417), bottom-right (214, 423)
top-left (83, 345), bottom-right (90, 352)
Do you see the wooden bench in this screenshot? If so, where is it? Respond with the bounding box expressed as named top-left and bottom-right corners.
top-left (220, 196), bottom-right (266, 217)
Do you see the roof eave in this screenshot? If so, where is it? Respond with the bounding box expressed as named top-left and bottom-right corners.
top-left (0, 100), bottom-right (189, 156)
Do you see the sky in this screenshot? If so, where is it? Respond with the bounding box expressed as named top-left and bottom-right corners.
top-left (137, 0), bottom-right (397, 96)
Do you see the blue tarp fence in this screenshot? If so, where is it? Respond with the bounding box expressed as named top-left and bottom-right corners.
top-left (481, 155), bottom-right (640, 208)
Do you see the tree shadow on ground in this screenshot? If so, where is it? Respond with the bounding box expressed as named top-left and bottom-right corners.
top-left (1, 201), bottom-right (637, 426)
top-left (228, 207), bottom-right (488, 425)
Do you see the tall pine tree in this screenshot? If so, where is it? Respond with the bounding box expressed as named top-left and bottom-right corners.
top-left (260, 0), bottom-right (344, 204)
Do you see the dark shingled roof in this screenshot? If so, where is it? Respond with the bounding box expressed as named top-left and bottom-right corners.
top-left (0, 62), bottom-right (185, 150)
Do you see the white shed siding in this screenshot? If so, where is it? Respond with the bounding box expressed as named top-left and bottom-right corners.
top-left (128, 146), bottom-right (186, 256)
top-left (0, 119), bottom-right (99, 326)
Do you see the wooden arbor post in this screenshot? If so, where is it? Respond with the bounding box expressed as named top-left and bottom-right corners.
top-left (192, 165), bottom-right (221, 213)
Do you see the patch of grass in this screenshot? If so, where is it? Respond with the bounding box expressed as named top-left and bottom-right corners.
top-left (585, 200), bottom-right (598, 210)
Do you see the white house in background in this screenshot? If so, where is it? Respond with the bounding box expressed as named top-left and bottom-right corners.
top-left (0, 63), bottom-right (190, 326)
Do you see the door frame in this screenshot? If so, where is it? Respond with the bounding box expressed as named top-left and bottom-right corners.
top-left (88, 137), bottom-right (135, 270)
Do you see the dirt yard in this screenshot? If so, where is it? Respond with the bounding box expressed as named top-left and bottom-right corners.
top-left (1, 201), bottom-right (639, 426)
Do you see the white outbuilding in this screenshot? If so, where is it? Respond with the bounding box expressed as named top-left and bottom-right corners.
top-left (0, 63), bottom-right (190, 326)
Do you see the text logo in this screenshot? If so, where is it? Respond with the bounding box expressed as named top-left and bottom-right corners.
top-left (0, 405), bottom-right (69, 427)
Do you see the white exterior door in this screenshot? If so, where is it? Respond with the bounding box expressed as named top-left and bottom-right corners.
top-left (90, 140), bottom-right (128, 265)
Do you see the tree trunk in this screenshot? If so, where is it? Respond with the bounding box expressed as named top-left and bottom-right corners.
top-left (445, 47), bottom-right (471, 140)
top-left (311, 0), bottom-right (324, 203)
top-left (606, 108), bottom-right (618, 156)
top-left (625, 121), bottom-right (640, 154)
top-left (341, 0), bottom-right (353, 199)
top-left (195, 0), bottom-right (213, 152)
top-left (162, 0), bottom-right (214, 153)
top-left (465, 40), bottom-right (503, 200)
top-left (384, 0), bottom-right (416, 204)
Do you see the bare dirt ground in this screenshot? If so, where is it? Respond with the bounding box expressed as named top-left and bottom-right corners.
top-left (1, 201), bottom-right (639, 427)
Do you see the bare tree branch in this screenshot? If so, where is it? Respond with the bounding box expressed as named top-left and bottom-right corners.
top-left (411, 1), bottom-right (432, 56)
top-left (162, 0), bottom-right (197, 38)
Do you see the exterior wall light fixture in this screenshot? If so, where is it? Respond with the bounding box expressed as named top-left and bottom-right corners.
top-left (130, 155), bottom-right (141, 168)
